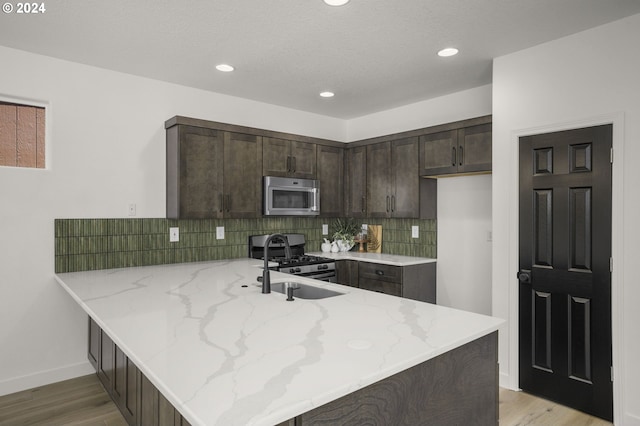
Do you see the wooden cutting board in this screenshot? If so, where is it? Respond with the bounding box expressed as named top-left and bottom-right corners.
top-left (367, 225), bottom-right (382, 253)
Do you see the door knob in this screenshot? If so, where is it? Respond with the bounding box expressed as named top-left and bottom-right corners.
top-left (517, 270), bottom-right (531, 284)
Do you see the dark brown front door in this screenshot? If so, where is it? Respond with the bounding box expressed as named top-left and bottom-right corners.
top-left (518, 125), bottom-right (613, 421)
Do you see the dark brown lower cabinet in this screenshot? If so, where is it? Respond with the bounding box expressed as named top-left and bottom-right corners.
top-left (88, 317), bottom-right (191, 426)
top-left (336, 260), bottom-right (436, 303)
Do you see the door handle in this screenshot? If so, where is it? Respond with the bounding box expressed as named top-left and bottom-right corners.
top-left (517, 270), bottom-right (531, 284)
top-left (287, 156), bottom-right (291, 173)
top-left (361, 196), bottom-right (366, 213)
top-left (386, 195), bottom-right (390, 212)
top-left (459, 146), bottom-right (464, 166)
top-left (391, 195), bottom-right (395, 212)
top-left (452, 147), bottom-right (456, 166)
top-left (292, 156), bottom-right (296, 173)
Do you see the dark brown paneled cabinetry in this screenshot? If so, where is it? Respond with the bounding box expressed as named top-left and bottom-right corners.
top-left (263, 137), bottom-right (317, 179)
top-left (345, 146), bottom-right (367, 218)
top-left (316, 145), bottom-right (344, 217)
top-left (419, 123), bottom-right (492, 176)
top-left (366, 138), bottom-right (420, 218)
top-left (88, 317), bottom-right (191, 426)
top-left (166, 124), bottom-right (262, 219)
top-left (336, 260), bottom-right (436, 303)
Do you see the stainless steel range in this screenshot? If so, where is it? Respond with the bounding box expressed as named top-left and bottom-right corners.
top-left (248, 233), bottom-right (336, 282)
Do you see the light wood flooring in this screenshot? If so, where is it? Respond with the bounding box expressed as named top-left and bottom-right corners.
top-left (0, 374), bottom-right (613, 425)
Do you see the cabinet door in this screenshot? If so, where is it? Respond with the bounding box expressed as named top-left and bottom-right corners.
top-left (317, 145), bottom-right (344, 217)
top-left (366, 142), bottom-right (392, 218)
top-left (263, 138), bottom-right (316, 179)
top-left (167, 125), bottom-right (224, 219)
top-left (336, 260), bottom-right (358, 287)
top-left (458, 123), bottom-right (492, 173)
top-left (391, 137), bottom-right (419, 218)
top-left (114, 346), bottom-right (139, 426)
top-left (290, 141), bottom-right (317, 179)
top-left (419, 130), bottom-right (458, 176)
top-left (88, 317), bottom-right (100, 370)
top-left (263, 137), bottom-right (290, 177)
top-left (98, 331), bottom-right (115, 394)
top-left (346, 146), bottom-right (367, 218)
top-left (223, 132), bottom-right (263, 218)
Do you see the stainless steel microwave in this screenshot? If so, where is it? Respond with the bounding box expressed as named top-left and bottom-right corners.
top-left (263, 176), bottom-right (320, 216)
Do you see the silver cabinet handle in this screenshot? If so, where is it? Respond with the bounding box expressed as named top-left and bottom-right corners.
top-left (452, 147), bottom-right (456, 166)
top-left (459, 146), bottom-right (464, 166)
top-left (386, 195), bottom-right (390, 212)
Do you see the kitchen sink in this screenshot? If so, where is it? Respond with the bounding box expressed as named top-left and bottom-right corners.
top-left (270, 282), bottom-right (344, 299)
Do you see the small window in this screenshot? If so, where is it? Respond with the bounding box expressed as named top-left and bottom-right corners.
top-left (0, 101), bottom-right (46, 168)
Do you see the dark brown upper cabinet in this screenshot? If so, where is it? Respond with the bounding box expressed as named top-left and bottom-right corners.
top-left (166, 124), bottom-right (262, 219)
top-left (317, 144), bottom-right (344, 217)
top-left (345, 145), bottom-right (367, 218)
top-left (263, 137), bottom-right (317, 179)
top-left (419, 123), bottom-right (492, 176)
top-left (366, 137), bottom-right (420, 218)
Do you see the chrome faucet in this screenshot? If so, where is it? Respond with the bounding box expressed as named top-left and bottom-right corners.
top-left (262, 234), bottom-right (291, 294)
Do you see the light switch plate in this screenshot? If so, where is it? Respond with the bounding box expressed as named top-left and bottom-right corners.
top-left (362, 224), bottom-right (368, 231)
top-left (411, 225), bottom-right (419, 238)
top-left (322, 224), bottom-right (328, 235)
top-left (169, 227), bottom-right (179, 242)
top-left (128, 203), bottom-right (136, 216)
top-left (216, 226), bottom-right (225, 240)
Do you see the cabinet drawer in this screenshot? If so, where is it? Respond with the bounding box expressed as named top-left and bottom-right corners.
top-left (358, 263), bottom-right (401, 283)
top-left (359, 279), bottom-right (401, 297)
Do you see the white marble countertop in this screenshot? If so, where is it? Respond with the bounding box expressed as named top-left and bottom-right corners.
top-left (308, 251), bottom-right (436, 266)
top-left (55, 258), bottom-right (501, 426)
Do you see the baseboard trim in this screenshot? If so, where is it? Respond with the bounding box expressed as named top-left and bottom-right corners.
top-left (624, 412), bottom-right (640, 426)
top-left (0, 361), bottom-right (94, 397)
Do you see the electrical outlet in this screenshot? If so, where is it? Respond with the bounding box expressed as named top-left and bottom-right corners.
top-left (169, 227), bottom-right (179, 242)
top-left (322, 224), bottom-right (328, 235)
top-left (216, 226), bottom-right (225, 240)
top-left (128, 203), bottom-right (136, 216)
top-left (411, 225), bottom-right (419, 238)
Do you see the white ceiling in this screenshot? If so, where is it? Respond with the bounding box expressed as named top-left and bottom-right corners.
top-left (2, 1), bottom-right (640, 119)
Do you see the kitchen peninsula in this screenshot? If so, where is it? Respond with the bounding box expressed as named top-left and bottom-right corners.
top-left (55, 258), bottom-right (503, 426)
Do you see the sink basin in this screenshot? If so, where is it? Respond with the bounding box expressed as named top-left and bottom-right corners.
top-left (270, 282), bottom-right (344, 299)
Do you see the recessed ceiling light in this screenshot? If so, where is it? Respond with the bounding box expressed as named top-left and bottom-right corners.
top-left (324, 0), bottom-right (349, 6)
top-left (437, 48), bottom-right (459, 57)
top-left (215, 64), bottom-right (235, 72)
top-left (320, 91), bottom-right (335, 98)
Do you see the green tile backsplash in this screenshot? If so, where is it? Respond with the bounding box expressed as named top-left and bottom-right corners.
top-left (55, 217), bottom-right (437, 273)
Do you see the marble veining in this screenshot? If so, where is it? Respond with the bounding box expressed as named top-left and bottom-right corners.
top-left (55, 258), bottom-right (502, 426)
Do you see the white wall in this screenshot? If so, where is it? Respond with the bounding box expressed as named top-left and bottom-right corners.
top-left (492, 13), bottom-right (640, 424)
top-left (437, 175), bottom-right (492, 315)
top-left (0, 45), bottom-right (346, 396)
top-left (346, 85), bottom-right (492, 141)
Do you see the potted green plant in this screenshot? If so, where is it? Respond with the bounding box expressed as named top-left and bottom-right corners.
top-left (332, 218), bottom-right (360, 251)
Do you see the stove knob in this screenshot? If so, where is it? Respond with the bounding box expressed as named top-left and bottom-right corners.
top-left (289, 268), bottom-right (296, 273)
top-left (295, 267), bottom-right (301, 273)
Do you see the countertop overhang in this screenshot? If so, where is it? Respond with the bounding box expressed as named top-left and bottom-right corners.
top-left (55, 258), bottom-right (502, 426)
